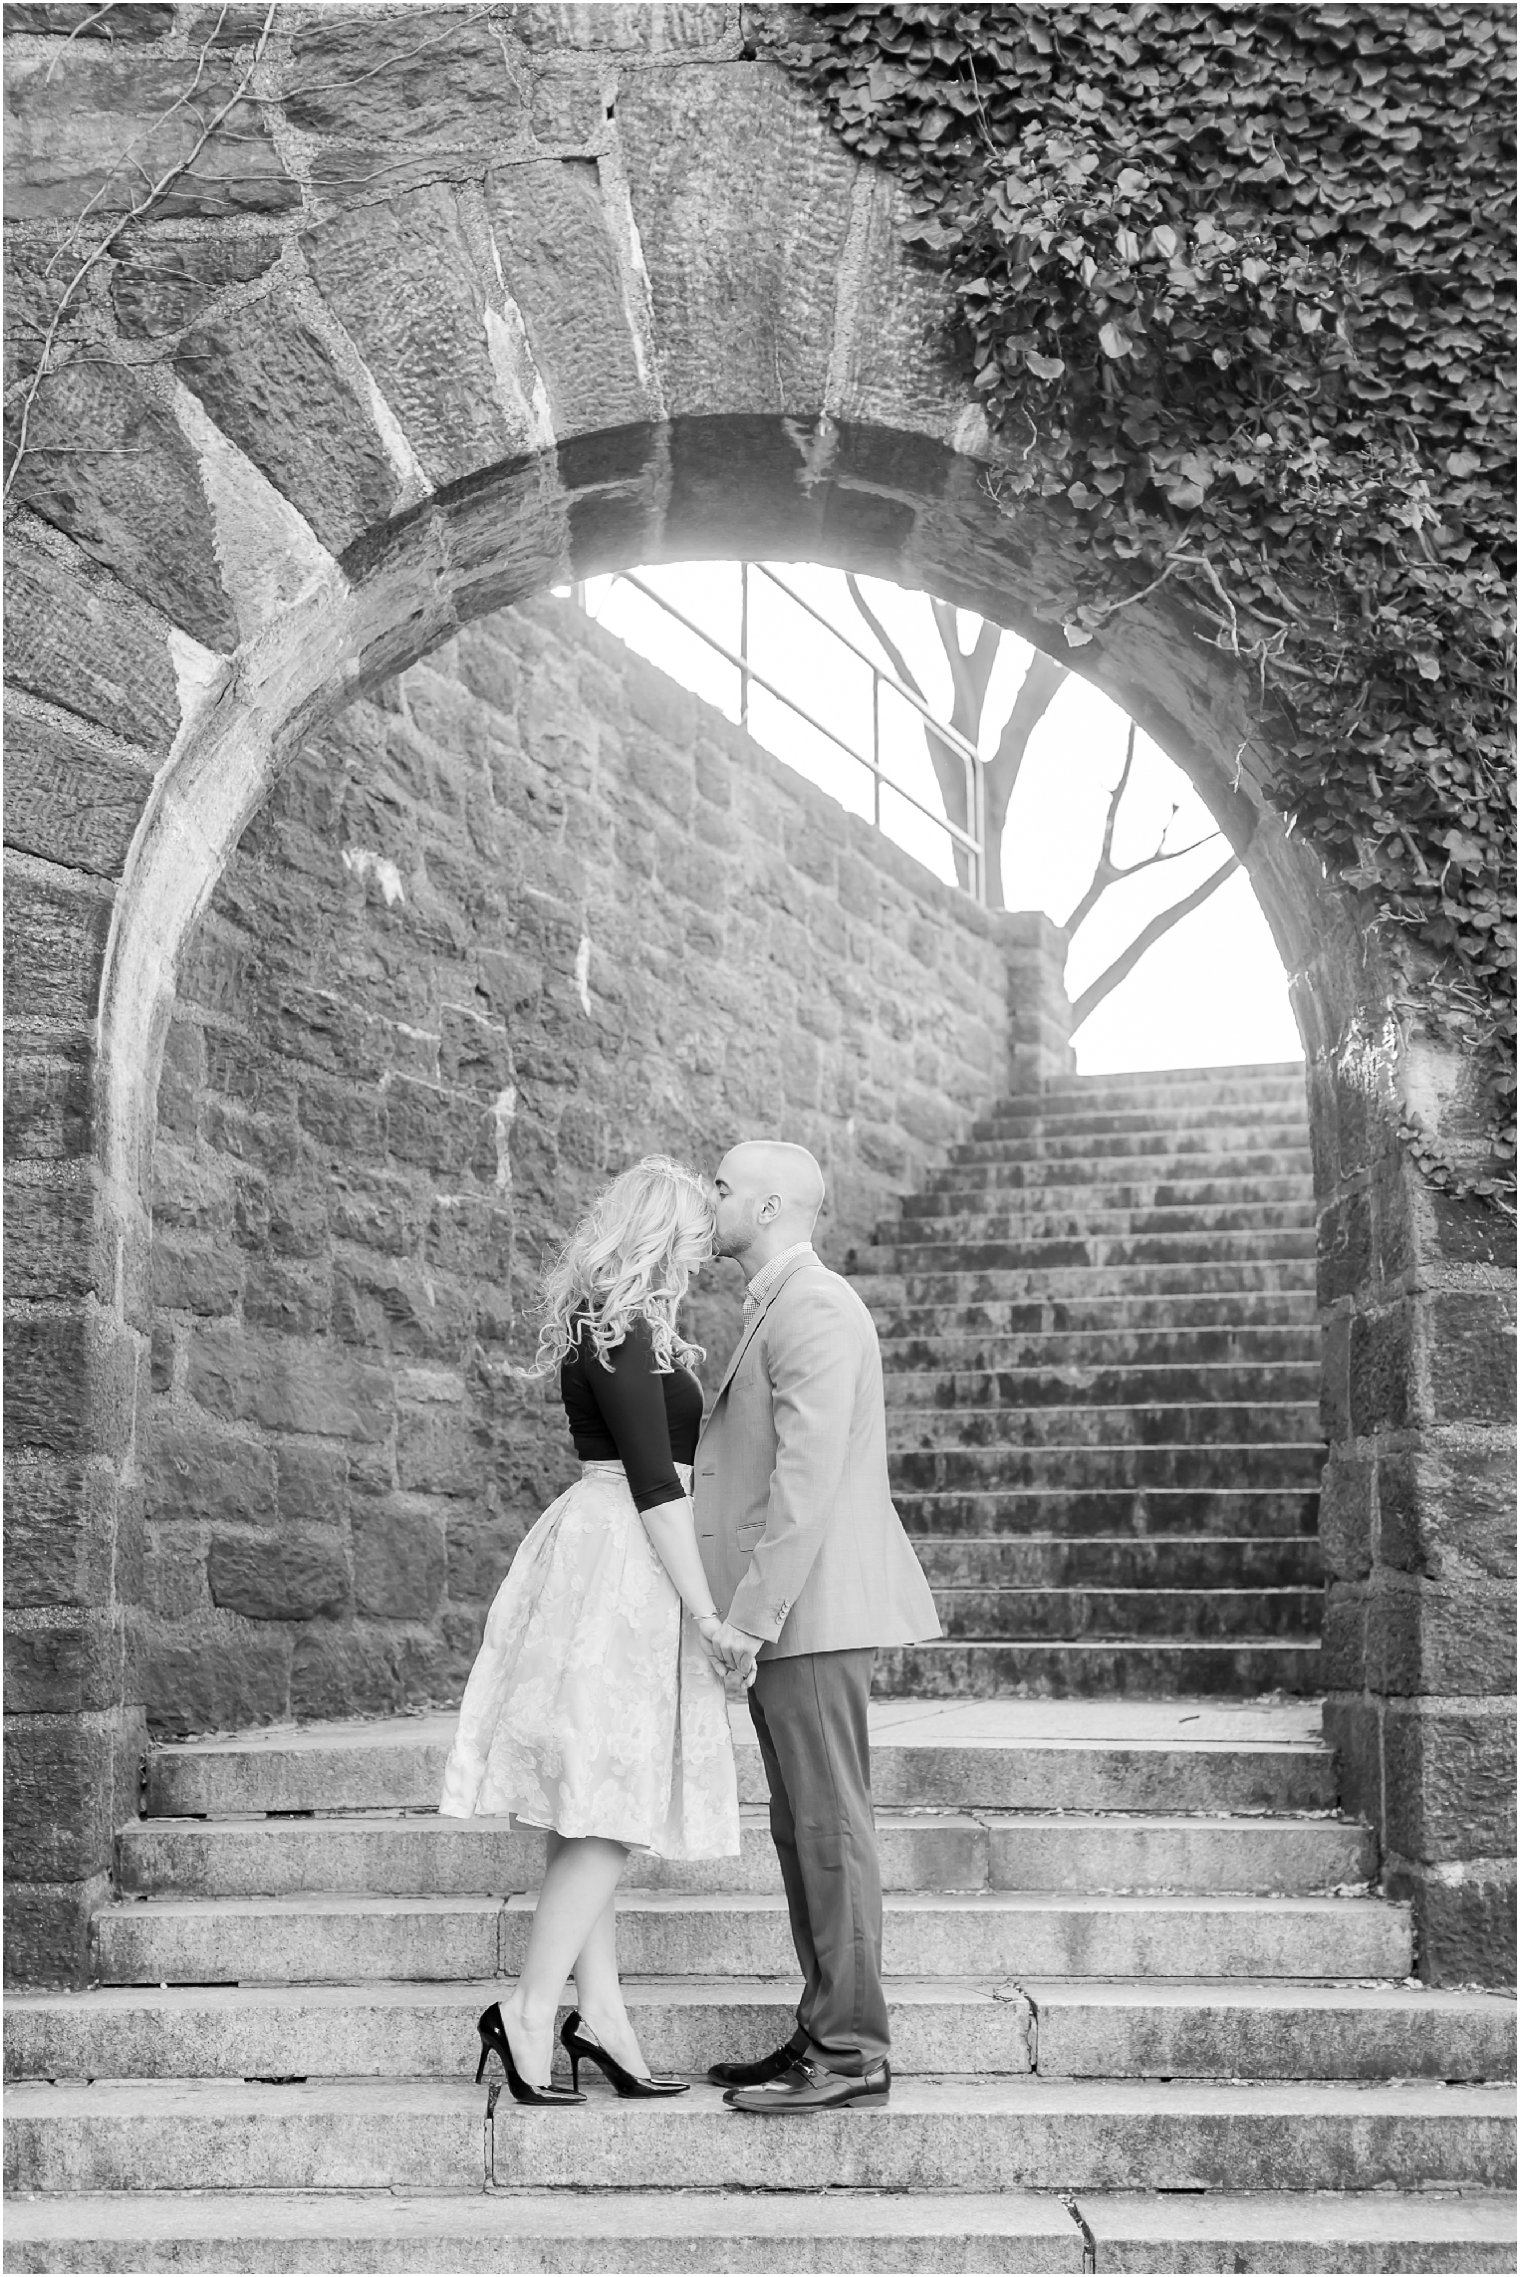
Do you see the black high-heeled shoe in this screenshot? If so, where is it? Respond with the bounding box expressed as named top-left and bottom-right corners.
top-left (559, 2008), bottom-right (690, 2098)
top-left (475, 2002), bottom-right (584, 2105)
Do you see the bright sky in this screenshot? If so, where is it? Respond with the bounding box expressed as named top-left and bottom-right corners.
top-left (564, 563), bottom-right (1302, 1076)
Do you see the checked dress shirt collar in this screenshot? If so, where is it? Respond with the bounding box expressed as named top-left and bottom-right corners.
top-left (741, 1241), bottom-right (816, 1320)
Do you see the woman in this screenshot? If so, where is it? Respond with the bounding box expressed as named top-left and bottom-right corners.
top-left (439, 1155), bottom-right (748, 2105)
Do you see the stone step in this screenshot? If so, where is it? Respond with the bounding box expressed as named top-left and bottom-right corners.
top-left (973, 1102), bottom-right (1307, 1142)
top-left (880, 1326), bottom-right (1319, 1370)
top-left (7, 2188), bottom-right (1514, 2277)
top-left (913, 1536), bottom-right (1322, 1592)
top-left (952, 1121), bottom-right (1314, 1164)
top-left (886, 1401), bottom-right (1322, 1453)
top-left (5, 2078), bottom-right (1510, 2197)
top-left (893, 1487), bottom-right (1319, 1539)
top-left (875, 1292), bottom-right (1318, 1339)
top-left (928, 1150), bottom-right (1312, 1192)
top-left (857, 1230), bottom-right (1317, 1276)
top-left (117, 1806), bottom-right (1366, 1900)
top-left (859, 1263), bottom-right (1318, 1314)
top-left (884, 1361), bottom-right (1321, 1408)
top-left (93, 1889), bottom-right (1410, 1988)
top-left (876, 1640), bottom-right (1320, 1700)
top-left (1, 1978), bottom-right (1034, 2085)
top-left (890, 1443), bottom-right (1324, 1493)
top-left (1023, 1980), bottom-right (1516, 2083)
top-left (144, 1700), bottom-right (1340, 1821)
top-left (14, 1978), bottom-right (1508, 2091)
top-left (876, 1203), bottom-right (1317, 1247)
top-left (1037, 1060), bottom-right (1306, 1099)
top-left (931, 1587), bottom-right (1321, 1643)
top-left (1075, 2191), bottom-right (1518, 2276)
top-left (0, 2187), bottom-right (1090, 2275)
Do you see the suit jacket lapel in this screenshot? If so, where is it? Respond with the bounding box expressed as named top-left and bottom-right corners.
top-left (709, 1250), bottom-right (820, 1406)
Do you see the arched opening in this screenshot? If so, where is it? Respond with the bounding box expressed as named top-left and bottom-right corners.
top-left (5, 20), bottom-right (1508, 1999)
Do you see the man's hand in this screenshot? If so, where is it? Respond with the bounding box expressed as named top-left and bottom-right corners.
top-left (699, 1618), bottom-right (761, 1688)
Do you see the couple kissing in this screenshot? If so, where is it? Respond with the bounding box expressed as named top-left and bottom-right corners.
top-left (439, 1141), bottom-right (940, 2112)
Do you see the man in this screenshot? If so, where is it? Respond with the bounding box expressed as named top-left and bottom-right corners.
top-left (694, 1139), bottom-right (941, 2113)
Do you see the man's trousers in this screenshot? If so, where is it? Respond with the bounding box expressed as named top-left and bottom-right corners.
top-left (747, 1646), bottom-right (889, 2076)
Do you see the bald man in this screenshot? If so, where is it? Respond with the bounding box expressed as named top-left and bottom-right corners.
top-left (693, 1141), bottom-right (940, 2113)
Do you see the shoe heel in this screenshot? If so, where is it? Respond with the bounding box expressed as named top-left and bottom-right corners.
top-left (475, 2035), bottom-right (489, 2085)
top-left (569, 2053), bottom-right (581, 2094)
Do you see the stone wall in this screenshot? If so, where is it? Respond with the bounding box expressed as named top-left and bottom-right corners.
top-left (140, 592), bottom-right (1063, 1736)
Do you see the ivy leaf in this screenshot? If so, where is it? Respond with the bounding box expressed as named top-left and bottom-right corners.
top-left (1098, 320), bottom-right (1133, 359)
top-left (1025, 350), bottom-right (1066, 379)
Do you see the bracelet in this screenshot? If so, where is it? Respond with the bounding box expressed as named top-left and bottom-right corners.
top-left (694, 1611), bottom-right (721, 1630)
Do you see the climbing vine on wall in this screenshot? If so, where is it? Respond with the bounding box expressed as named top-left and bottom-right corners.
top-left (779, 3), bottom-right (1516, 1203)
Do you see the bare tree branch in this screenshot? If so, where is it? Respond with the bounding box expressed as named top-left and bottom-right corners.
top-left (844, 575), bottom-right (923, 698)
top-left (1068, 854), bottom-right (1241, 1032)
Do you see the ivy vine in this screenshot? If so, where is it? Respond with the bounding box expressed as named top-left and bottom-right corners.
top-left (780, 3), bottom-right (1515, 1205)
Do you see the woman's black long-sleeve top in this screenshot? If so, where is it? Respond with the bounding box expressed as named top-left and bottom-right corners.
top-left (560, 1315), bottom-right (704, 1513)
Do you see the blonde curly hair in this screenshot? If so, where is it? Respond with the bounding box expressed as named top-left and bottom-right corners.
top-left (525, 1153), bottom-right (711, 1378)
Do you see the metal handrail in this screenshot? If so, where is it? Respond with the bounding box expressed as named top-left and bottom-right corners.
top-left (601, 567), bottom-right (988, 902)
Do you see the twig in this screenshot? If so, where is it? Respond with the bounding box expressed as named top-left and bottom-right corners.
top-left (5, 4), bottom-right (276, 504)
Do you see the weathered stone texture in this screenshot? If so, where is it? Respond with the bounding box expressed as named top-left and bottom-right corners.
top-left (141, 591), bottom-right (1023, 1732)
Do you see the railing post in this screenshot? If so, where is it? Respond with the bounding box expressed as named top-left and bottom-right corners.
top-left (871, 672), bottom-right (882, 832)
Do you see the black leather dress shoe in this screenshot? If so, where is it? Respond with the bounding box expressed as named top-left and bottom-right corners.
top-left (706, 2042), bottom-right (799, 2090)
top-left (726, 2057), bottom-right (891, 2113)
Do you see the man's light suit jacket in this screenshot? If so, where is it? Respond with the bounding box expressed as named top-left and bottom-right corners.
top-left (693, 1250), bottom-right (941, 1659)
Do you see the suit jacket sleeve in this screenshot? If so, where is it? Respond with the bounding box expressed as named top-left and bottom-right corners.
top-left (727, 1277), bottom-right (859, 1644)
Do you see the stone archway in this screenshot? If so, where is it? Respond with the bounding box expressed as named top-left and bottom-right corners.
top-left (5, 11), bottom-right (1511, 1988)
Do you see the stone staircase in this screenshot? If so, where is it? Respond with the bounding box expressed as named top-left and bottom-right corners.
top-left (5, 1703), bottom-right (1515, 2272)
top-left (5, 1058), bottom-right (1516, 2270)
top-left (856, 1063), bottom-right (1325, 1699)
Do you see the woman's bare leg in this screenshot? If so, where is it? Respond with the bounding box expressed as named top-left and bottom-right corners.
top-left (571, 1888), bottom-right (654, 2077)
top-left (500, 1832), bottom-right (629, 2087)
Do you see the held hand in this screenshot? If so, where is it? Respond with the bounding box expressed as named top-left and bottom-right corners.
top-left (697, 1615), bottom-right (760, 1686)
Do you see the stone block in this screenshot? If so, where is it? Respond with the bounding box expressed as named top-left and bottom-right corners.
top-left (1383, 1701), bottom-right (1517, 1864)
top-left (152, 1143), bottom-right (235, 1233)
top-left (3, 1610), bottom-right (122, 1714)
top-left (397, 1405), bottom-right (481, 1498)
top-left (304, 183), bottom-right (525, 489)
top-left (1366, 1569), bottom-right (1517, 1698)
top-left (276, 1442), bottom-right (349, 1530)
top-left (444, 1506), bottom-right (523, 1604)
top-left (1349, 1302), bottom-right (1412, 1434)
top-left (1317, 1581), bottom-right (1368, 1694)
top-left (143, 1623), bottom-right (292, 1737)
top-left (1387, 1859), bottom-right (1517, 1990)
top-left (1377, 1446), bottom-right (1516, 1583)
top-left (285, 8), bottom-right (524, 142)
top-left (3, 866), bottom-right (113, 1026)
top-left (352, 1499), bottom-right (447, 1619)
top-left (295, 1075), bottom-right (387, 1157)
top-left (1316, 1188), bottom-right (1373, 1309)
top-left (4, 1044), bottom-right (94, 1163)
top-left (149, 1327), bottom-right (176, 1394)
top-left (2, 705), bottom-right (153, 879)
top-left (176, 289), bottom-right (398, 556)
top-left (1421, 1292), bottom-right (1517, 1428)
top-left (4, 1177), bottom-right (105, 1304)
top-left (1318, 1457), bottom-right (1374, 1581)
top-left (244, 1260), bottom-right (331, 1337)
top-left (186, 1329), bottom-right (393, 1443)
top-left (4, 47), bottom-right (295, 220)
top-left (1318, 1311), bottom-right (1351, 1445)
top-left (618, 65), bottom-right (857, 419)
top-left (424, 1196), bottom-right (514, 1280)
top-left (4, 525), bottom-right (179, 752)
top-left (266, 1181), bottom-right (329, 1261)
top-left (1321, 1697), bottom-right (1382, 1832)
top-left (2, 1457), bottom-right (117, 1610)
top-left (144, 1428), bottom-right (276, 1530)
top-left (208, 1528), bottom-right (350, 1621)
top-left (3, 1718), bottom-right (116, 1883)
top-left (7, 6), bottom-right (175, 36)
top-left (2, 1873), bottom-right (103, 1994)
top-left (6, 356), bottom-right (236, 648)
top-left (329, 1169), bottom-right (420, 1258)
top-left (288, 1620), bottom-right (442, 1721)
top-left (142, 1521), bottom-right (208, 1621)
top-left (4, 1310), bottom-right (134, 1460)
top-left (385, 1077), bottom-right (471, 1173)
top-left (151, 1237), bottom-right (242, 1317)
top-left (1428, 1189), bottom-right (1518, 1271)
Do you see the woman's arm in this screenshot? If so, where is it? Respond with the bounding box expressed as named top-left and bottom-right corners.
top-left (581, 1323), bottom-right (722, 1626)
